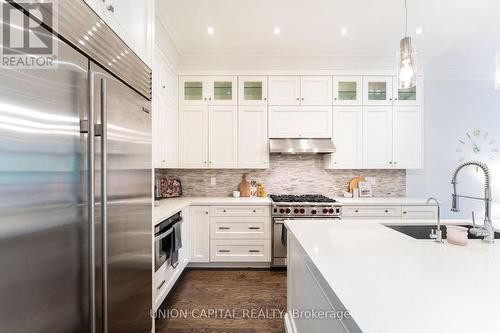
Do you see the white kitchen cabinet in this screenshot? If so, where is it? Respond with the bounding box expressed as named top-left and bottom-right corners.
top-left (179, 76), bottom-right (237, 106)
top-left (189, 206), bottom-right (210, 263)
top-left (238, 106), bottom-right (268, 168)
top-left (326, 106), bottom-right (363, 169)
top-left (393, 106), bottom-right (422, 169)
top-left (342, 205), bottom-right (402, 219)
top-left (268, 76), bottom-right (301, 105)
top-left (333, 76), bottom-right (363, 105)
top-left (179, 106), bottom-right (208, 168)
top-left (363, 76), bottom-right (393, 105)
top-left (393, 76), bottom-right (423, 106)
top-left (363, 106), bottom-right (393, 168)
top-left (300, 76), bottom-right (332, 106)
top-left (402, 205), bottom-right (438, 219)
top-left (210, 239), bottom-right (270, 262)
top-left (208, 106), bottom-right (238, 168)
top-left (84, 0), bottom-right (153, 66)
top-left (238, 76), bottom-right (268, 106)
top-left (179, 76), bottom-right (208, 106)
top-left (208, 76), bottom-right (238, 105)
top-left (269, 106), bottom-right (332, 138)
top-left (153, 51), bottom-right (178, 168)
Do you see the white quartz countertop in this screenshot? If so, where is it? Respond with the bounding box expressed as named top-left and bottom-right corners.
top-left (285, 218), bottom-right (500, 333)
top-left (153, 197), bottom-right (271, 226)
top-left (334, 197), bottom-right (436, 205)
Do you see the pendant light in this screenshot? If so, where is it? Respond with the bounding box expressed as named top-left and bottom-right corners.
top-left (398, 0), bottom-right (417, 89)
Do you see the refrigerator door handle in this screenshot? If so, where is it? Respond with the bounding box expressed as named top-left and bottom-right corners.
top-left (100, 77), bottom-right (108, 333)
top-left (88, 70), bottom-right (96, 333)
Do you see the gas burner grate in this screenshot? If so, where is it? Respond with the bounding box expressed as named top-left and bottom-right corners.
top-left (269, 194), bottom-right (336, 203)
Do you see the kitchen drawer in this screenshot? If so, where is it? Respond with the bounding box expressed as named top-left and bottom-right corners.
top-left (210, 239), bottom-right (271, 262)
top-left (210, 217), bottom-right (271, 240)
top-left (342, 205), bottom-right (402, 219)
top-left (210, 205), bottom-right (270, 217)
top-left (401, 205), bottom-right (438, 219)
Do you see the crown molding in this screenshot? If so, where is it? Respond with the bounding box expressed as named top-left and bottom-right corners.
top-left (155, 12), bottom-right (185, 56)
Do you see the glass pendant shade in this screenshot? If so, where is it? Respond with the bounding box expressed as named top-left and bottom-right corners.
top-left (398, 36), bottom-right (417, 89)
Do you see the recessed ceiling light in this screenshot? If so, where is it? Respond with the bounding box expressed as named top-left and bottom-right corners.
top-left (415, 27), bottom-right (423, 35)
top-left (273, 26), bottom-right (281, 35)
top-left (340, 27), bottom-right (348, 36)
top-left (207, 26), bottom-right (214, 35)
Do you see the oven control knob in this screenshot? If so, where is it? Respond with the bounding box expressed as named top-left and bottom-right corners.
top-left (279, 209), bottom-right (285, 213)
top-left (285, 208), bottom-right (291, 214)
top-left (329, 208), bottom-right (334, 214)
top-left (323, 208), bottom-right (328, 214)
top-left (294, 208), bottom-right (299, 214)
top-left (311, 209), bottom-right (317, 215)
top-left (300, 208), bottom-right (305, 213)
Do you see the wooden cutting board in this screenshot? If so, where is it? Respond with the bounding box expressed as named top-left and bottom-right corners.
top-left (349, 176), bottom-right (366, 192)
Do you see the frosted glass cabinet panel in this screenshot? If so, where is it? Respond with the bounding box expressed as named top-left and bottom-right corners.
top-left (393, 76), bottom-right (423, 106)
top-left (209, 76), bottom-right (238, 105)
top-left (333, 76), bottom-right (363, 105)
top-left (179, 76), bottom-right (237, 105)
top-left (238, 76), bottom-right (268, 105)
top-left (363, 76), bottom-right (393, 105)
top-left (179, 76), bottom-right (207, 105)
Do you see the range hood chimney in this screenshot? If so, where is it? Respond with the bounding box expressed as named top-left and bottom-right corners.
top-left (269, 138), bottom-right (336, 154)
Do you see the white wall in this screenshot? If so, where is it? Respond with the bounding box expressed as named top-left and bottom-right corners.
top-left (407, 74), bottom-right (500, 219)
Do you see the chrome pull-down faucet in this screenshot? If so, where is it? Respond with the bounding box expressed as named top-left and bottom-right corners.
top-left (427, 197), bottom-right (442, 242)
top-left (451, 160), bottom-right (494, 243)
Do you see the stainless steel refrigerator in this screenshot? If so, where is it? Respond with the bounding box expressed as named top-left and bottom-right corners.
top-left (0, 1), bottom-right (152, 332)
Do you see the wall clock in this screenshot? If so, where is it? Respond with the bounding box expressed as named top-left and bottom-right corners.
top-left (456, 128), bottom-right (498, 170)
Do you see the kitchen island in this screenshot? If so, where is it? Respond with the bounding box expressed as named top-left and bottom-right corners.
top-left (284, 219), bottom-right (500, 333)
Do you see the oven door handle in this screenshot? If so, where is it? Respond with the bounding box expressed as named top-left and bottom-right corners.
top-left (155, 228), bottom-right (173, 242)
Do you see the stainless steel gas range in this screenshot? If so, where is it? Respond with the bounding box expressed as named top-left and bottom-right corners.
top-left (270, 194), bottom-right (342, 267)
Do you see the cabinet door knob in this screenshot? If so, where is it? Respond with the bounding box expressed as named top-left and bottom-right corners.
top-left (389, 98), bottom-right (393, 101)
top-left (209, 97), bottom-right (212, 101)
top-left (204, 97), bottom-right (207, 101)
top-left (223, 209), bottom-right (227, 212)
top-left (264, 97), bottom-right (267, 101)
top-left (253, 209), bottom-right (256, 213)
top-left (355, 209), bottom-right (359, 213)
top-left (296, 97), bottom-right (300, 101)
top-left (205, 211), bottom-right (209, 214)
top-left (301, 97), bottom-right (304, 100)
top-left (385, 210), bottom-right (389, 213)
top-left (389, 161), bottom-right (393, 164)
top-left (403, 211), bottom-right (407, 214)
top-left (106, 5), bottom-right (114, 12)
top-left (334, 97), bottom-right (338, 100)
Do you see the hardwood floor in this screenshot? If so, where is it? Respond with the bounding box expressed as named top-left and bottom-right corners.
top-left (155, 269), bottom-right (287, 333)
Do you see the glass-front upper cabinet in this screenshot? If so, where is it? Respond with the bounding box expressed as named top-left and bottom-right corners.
top-left (179, 76), bottom-right (238, 105)
top-left (333, 76), bottom-right (362, 105)
top-left (238, 76), bottom-right (268, 105)
top-left (362, 76), bottom-right (393, 105)
top-left (179, 76), bottom-right (206, 105)
top-left (209, 76), bottom-right (238, 105)
top-left (392, 76), bottom-right (423, 106)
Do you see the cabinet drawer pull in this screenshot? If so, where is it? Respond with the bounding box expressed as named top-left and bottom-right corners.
top-left (106, 4), bottom-right (114, 13)
top-left (403, 211), bottom-right (407, 214)
top-left (249, 249), bottom-right (260, 253)
top-left (157, 280), bottom-right (166, 291)
top-left (219, 249), bottom-right (230, 253)
top-left (355, 209), bottom-right (359, 213)
top-left (252, 209), bottom-right (256, 213)
top-left (248, 227), bottom-right (260, 230)
top-left (219, 227), bottom-right (231, 230)
top-left (223, 209), bottom-right (227, 212)
top-left (385, 210), bottom-right (389, 213)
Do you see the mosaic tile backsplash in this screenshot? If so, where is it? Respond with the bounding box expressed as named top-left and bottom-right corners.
top-left (156, 155), bottom-right (406, 197)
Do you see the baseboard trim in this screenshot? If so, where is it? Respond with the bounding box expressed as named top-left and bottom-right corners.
top-left (188, 262), bottom-right (271, 269)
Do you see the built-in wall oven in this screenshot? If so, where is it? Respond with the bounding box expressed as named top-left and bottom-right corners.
top-left (270, 195), bottom-right (342, 267)
top-left (154, 211), bottom-right (183, 271)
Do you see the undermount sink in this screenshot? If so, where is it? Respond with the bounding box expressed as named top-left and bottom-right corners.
top-left (384, 224), bottom-right (500, 240)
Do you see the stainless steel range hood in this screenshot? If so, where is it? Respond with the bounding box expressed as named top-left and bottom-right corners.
top-left (269, 138), bottom-right (336, 154)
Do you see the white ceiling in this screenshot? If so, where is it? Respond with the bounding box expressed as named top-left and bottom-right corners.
top-left (158, 0), bottom-right (500, 69)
